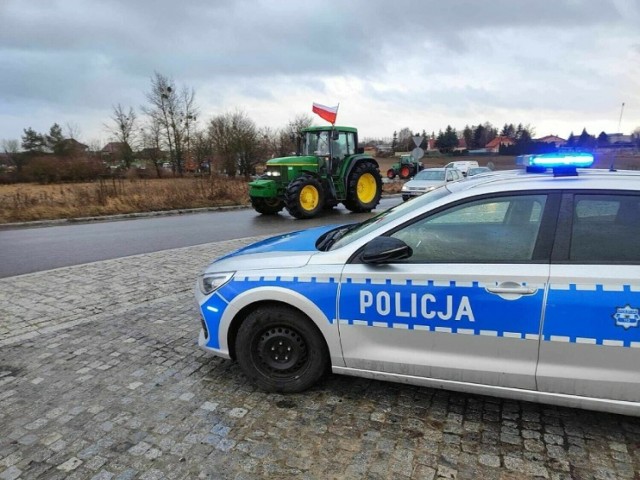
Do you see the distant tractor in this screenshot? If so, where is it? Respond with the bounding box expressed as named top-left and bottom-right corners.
top-left (387, 154), bottom-right (424, 179)
top-left (249, 126), bottom-right (383, 219)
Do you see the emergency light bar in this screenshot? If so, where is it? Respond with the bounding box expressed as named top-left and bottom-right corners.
top-left (517, 152), bottom-right (594, 169)
top-left (517, 152), bottom-right (594, 175)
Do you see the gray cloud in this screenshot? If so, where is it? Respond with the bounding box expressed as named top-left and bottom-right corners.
top-left (1, 0), bottom-right (638, 141)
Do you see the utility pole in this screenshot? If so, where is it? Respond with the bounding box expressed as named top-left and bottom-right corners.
top-left (617, 102), bottom-right (625, 133)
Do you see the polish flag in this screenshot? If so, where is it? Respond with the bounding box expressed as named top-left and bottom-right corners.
top-left (312, 102), bottom-right (339, 124)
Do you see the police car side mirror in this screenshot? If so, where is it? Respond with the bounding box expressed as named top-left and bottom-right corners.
top-left (361, 237), bottom-right (413, 264)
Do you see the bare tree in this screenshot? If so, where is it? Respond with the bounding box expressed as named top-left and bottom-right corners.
top-left (633, 126), bottom-right (640, 148)
top-left (140, 116), bottom-right (166, 178)
top-left (288, 114), bottom-right (314, 134)
top-left (191, 129), bottom-right (213, 174)
top-left (2, 139), bottom-right (24, 172)
top-left (208, 110), bottom-right (258, 178)
top-left (106, 104), bottom-right (137, 168)
top-left (396, 127), bottom-right (413, 151)
top-left (143, 72), bottom-right (198, 176)
top-left (268, 114), bottom-right (315, 157)
top-left (65, 122), bottom-right (81, 140)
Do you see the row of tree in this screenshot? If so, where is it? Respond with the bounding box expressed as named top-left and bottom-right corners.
top-left (3, 71), bottom-right (640, 182)
top-left (2, 72), bottom-right (320, 180)
top-left (391, 123), bottom-right (640, 155)
top-left (390, 122), bottom-right (535, 153)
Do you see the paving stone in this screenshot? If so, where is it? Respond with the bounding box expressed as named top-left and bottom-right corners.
top-left (0, 237), bottom-right (639, 479)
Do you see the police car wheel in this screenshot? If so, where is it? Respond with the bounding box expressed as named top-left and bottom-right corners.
top-left (235, 306), bottom-right (329, 393)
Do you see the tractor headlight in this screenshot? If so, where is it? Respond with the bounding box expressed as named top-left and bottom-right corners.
top-left (199, 272), bottom-right (234, 295)
top-left (265, 170), bottom-right (281, 177)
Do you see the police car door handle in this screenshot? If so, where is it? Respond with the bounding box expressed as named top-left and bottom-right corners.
top-left (485, 282), bottom-right (537, 296)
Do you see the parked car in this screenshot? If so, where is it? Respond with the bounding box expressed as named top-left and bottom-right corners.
top-left (466, 166), bottom-right (493, 177)
top-left (195, 153), bottom-right (640, 416)
top-left (401, 167), bottom-right (463, 201)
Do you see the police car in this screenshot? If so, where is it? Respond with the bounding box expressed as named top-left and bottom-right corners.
top-left (195, 153), bottom-right (640, 416)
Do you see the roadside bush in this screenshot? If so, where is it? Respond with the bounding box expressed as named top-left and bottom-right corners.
top-left (23, 156), bottom-right (105, 183)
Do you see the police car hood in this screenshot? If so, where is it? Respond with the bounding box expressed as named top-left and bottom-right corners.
top-left (205, 224), bottom-right (338, 272)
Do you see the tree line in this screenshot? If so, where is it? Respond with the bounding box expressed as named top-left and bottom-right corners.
top-left (390, 123), bottom-right (640, 156)
top-left (3, 71), bottom-right (640, 183)
top-left (1, 72), bottom-right (316, 182)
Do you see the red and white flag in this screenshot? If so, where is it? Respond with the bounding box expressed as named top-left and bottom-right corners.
top-left (312, 102), bottom-right (339, 125)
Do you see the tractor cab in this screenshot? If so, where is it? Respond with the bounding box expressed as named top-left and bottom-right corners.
top-left (300, 127), bottom-right (356, 174)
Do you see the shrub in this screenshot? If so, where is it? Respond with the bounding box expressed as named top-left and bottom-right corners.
top-left (22, 156), bottom-right (105, 183)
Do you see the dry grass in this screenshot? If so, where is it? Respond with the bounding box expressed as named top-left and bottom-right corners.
top-left (3, 152), bottom-right (638, 223)
top-left (0, 176), bottom-right (250, 223)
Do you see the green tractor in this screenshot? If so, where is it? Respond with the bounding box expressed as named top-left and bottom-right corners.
top-left (248, 126), bottom-right (383, 219)
top-left (386, 154), bottom-right (424, 179)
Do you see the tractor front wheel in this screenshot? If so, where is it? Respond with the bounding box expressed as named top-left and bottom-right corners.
top-left (386, 168), bottom-right (396, 179)
top-left (285, 175), bottom-right (325, 219)
top-left (344, 161), bottom-right (382, 213)
top-left (251, 196), bottom-right (284, 215)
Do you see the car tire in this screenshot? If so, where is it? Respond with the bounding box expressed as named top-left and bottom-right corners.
top-left (250, 196), bottom-right (284, 215)
top-left (285, 174), bottom-right (324, 219)
top-left (402, 195), bottom-right (410, 202)
top-left (344, 160), bottom-right (383, 213)
top-left (235, 305), bottom-right (329, 393)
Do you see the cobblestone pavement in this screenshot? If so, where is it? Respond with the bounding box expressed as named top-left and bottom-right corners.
top-left (1, 239), bottom-right (639, 480)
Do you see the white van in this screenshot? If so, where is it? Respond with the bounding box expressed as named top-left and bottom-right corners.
top-left (444, 160), bottom-right (479, 176)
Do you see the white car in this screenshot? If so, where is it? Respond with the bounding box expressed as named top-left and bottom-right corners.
top-left (401, 167), bottom-right (463, 201)
top-left (444, 160), bottom-right (479, 176)
top-left (195, 153), bottom-right (640, 416)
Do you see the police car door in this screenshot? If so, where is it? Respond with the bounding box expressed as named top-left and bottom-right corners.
top-left (538, 192), bottom-right (640, 402)
top-left (338, 193), bottom-right (557, 390)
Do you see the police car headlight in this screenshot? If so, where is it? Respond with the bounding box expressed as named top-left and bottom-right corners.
top-left (401, 185), bottom-right (409, 192)
top-left (199, 272), bottom-right (234, 295)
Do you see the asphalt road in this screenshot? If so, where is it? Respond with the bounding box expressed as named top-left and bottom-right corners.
top-left (0, 197), bottom-right (401, 278)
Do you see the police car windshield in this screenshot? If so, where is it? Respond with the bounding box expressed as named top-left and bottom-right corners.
top-left (329, 187), bottom-right (451, 250)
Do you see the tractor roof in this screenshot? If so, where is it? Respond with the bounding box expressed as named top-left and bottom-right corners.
top-left (302, 126), bottom-right (358, 134)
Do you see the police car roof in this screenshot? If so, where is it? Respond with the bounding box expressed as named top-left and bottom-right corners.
top-left (447, 168), bottom-right (640, 195)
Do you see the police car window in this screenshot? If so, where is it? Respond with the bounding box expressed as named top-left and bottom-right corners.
top-left (391, 194), bottom-right (547, 263)
top-left (570, 194), bottom-right (640, 262)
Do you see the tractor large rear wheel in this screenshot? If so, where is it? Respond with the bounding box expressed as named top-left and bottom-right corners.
top-left (344, 161), bottom-right (382, 213)
top-left (399, 164), bottom-right (414, 179)
top-left (251, 196), bottom-right (284, 215)
top-left (285, 175), bottom-right (325, 219)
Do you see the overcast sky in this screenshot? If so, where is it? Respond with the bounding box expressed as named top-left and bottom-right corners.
top-left (1, 0), bottom-right (639, 146)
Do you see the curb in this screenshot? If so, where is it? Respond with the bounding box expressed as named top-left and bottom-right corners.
top-left (0, 204), bottom-right (251, 230)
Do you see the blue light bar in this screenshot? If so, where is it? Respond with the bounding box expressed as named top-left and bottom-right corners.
top-left (517, 152), bottom-right (594, 169)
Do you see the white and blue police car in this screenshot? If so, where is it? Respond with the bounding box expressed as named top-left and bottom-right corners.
top-left (195, 153), bottom-right (640, 416)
